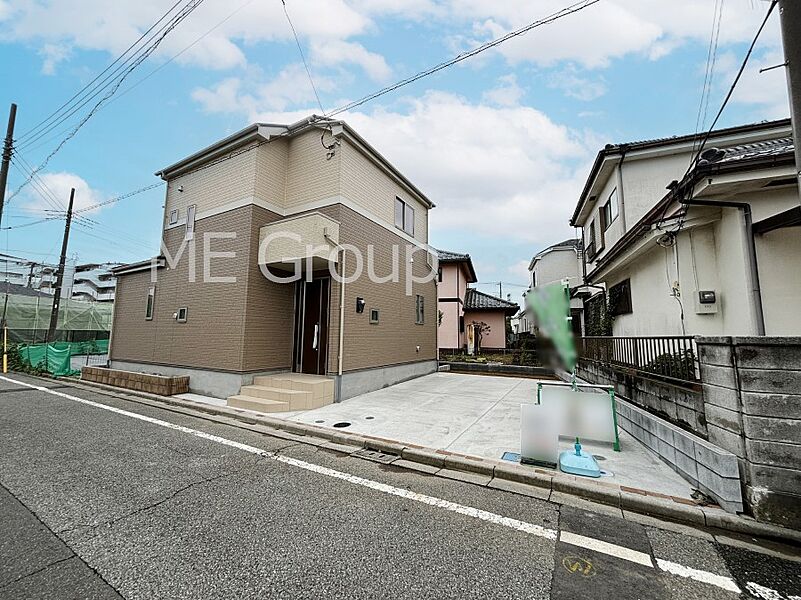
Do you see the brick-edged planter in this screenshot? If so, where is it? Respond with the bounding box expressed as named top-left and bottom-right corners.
top-left (81, 366), bottom-right (189, 396)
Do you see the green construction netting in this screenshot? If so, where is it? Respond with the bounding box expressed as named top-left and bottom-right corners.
top-left (527, 280), bottom-right (577, 372)
top-left (17, 343), bottom-right (77, 376)
top-left (2, 293), bottom-right (113, 342)
top-left (14, 340), bottom-right (108, 377)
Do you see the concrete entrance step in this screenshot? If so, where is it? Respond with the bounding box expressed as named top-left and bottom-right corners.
top-left (237, 385), bottom-right (313, 410)
top-left (226, 395), bottom-right (290, 413)
top-left (252, 373), bottom-right (334, 409)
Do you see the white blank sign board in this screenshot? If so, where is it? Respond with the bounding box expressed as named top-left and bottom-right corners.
top-left (520, 403), bottom-right (560, 466)
top-left (540, 386), bottom-right (617, 444)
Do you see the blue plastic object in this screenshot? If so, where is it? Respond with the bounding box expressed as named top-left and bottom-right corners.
top-left (559, 438), bottom-right (602, 478)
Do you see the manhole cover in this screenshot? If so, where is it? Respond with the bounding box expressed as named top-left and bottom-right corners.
top-left (353, 448), bottom-right (398, 464)
top-left (593, 455), bottom-right (607, 461)
top-left (332, 421), bottom-right (351, 428)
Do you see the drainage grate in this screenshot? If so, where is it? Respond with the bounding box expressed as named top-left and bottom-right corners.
top-left (501, 451), bottom-right (521, 462)
top-left (353, 448), bottom-right (399, 464)
top-left (332, 422), bottom-right (351, 428)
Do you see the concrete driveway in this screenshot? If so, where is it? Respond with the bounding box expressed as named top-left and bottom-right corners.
top-left (280, 372), bottom-right (695, 499)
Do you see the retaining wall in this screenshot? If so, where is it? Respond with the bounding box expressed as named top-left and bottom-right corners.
top-left (576, 359), bottom-right (706, 437)
top-left (697, 336), bottom-right (801, 530)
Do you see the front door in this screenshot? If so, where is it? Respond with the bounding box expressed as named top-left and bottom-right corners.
top-left (293, 278), bottom-right (330, 375)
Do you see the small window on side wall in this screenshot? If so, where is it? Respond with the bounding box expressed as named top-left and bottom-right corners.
top-left (415, 294), bottom-right (425, 324)
top-left (394, 197), bottom-right (415, 236)
top-left (609, 279), bottom-right (632, 316)
top-left (177, 307), bottom-right (188, 323)
top-left (185, 204), bottom-right (196, 241)
top-left (145, 287), bottom-right (155, 320)
top-left (169, 209), bottom-right (179, 225)
top-left (369, 308), bottom-right (380, 324)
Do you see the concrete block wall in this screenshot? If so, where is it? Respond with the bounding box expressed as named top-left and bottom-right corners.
top-left (616, 399), bottom-right (742, 512)
top-left (576, 360), bottom-right (706, 437)
top-left (697, 336), bottom-right (801, 530)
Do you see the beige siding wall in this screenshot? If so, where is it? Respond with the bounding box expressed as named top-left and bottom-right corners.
top-left (321, 204), bottom-right (437, 373)
top-left (284, 129), bottom-right (341, 210)
top-left (340, 138), bottom-right (428, 243)
top-left (241, 205), bottom-right (296, 371)
top-left (163, 142), bottom-right (259, 226)
top-left (253, 139), bottom-right (289, 207)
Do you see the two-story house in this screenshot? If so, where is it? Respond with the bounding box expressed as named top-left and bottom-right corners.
top-left (109, 116), bottom-right (439, 406)
top-left (570, 118), bottom-right (799, 337)
top-left (520, 238), bottom-right (585, 336)
top-left (436, 250), bottom-right (518, 351)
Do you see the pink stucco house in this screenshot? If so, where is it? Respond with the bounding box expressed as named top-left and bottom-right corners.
top-left (437, 250), bottom-right (519, 351)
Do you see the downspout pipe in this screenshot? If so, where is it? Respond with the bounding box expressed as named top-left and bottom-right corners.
top-left (680, 198), bottom-right (766, 336)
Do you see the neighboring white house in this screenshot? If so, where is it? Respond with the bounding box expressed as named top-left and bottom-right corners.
top-left (570, 118), bottom-right (799, 337)
top-left (519, 238), bottom-right (585, 336)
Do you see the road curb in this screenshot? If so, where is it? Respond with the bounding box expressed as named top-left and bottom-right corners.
top-left (34, 374), bottom-right (801, 545)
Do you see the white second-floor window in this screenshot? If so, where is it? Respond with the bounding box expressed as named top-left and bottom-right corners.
top-left (395, 197), bottom-right (415, 236)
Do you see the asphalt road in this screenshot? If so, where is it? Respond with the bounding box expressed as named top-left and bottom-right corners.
top-left (1, 373), bottom-right (800, 600)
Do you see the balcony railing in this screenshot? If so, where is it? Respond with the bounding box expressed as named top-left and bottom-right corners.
top-left (577, 335), bottom-right (699, 384)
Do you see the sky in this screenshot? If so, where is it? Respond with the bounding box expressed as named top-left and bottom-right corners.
top-left (0, 0), bottom-right (790, 301)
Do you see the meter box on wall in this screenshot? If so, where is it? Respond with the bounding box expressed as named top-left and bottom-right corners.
top-left (695, 290), bottom-right (718, 315)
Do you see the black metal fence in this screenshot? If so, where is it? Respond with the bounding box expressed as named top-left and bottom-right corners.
top-left (577, 335), bottom-right (699, 383)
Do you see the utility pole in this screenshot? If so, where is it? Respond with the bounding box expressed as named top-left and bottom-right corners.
top-left (778, 0), bottom-right (801, 204)
top-left (0, 103), bottom-right (18, 231)
top-left (47, 188), bottom-right (75, 342)
top-left (498, 282), bottom-right (503, 299)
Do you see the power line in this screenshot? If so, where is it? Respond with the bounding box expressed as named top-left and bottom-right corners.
top-left (657, 0), bottom-right (778, 234)
top-left (17, 0), bottom-right (260, 155)
top-left (151, 0), bottom-right (604, 184)
top-left (6, 0), bottom-right (208, 202)
top-left (15, 0), bottom-right (187, 143)
top-left (281, 0), bottom-right (325, 115)
top-left (323, 0), bottom-right (603, 118)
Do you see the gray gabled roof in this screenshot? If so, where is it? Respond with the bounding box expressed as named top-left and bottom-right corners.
top-left (464, 288), bottom-right (519, 314)
top-left (435, 249), bottom-right (477, 283)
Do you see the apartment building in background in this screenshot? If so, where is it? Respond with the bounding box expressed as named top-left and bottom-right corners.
top-left (110, 117), bottom-right (438, 405)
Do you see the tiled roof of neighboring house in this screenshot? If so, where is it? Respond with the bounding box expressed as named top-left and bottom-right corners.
top-left (464, 288), bottom-right (519, 315)
top-left (714, 137), bottom-right (793, 165)
top-left (0, 282), bottom-right (50, 298)
top-left (435, 249), bottom-right (478, 283)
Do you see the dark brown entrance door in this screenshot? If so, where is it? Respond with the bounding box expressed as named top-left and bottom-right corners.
top-left (293, 278), bottom-right (330, 375)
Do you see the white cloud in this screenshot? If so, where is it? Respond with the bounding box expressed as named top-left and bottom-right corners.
top-left (548, 67), bottom-right (607, 101)
top-left (21, 172), bottom-right (106, 215)
top-left (1, 0), bottom-right (373, 70)
top-left (722, 47), bottom-right (790, 121)
top-left (311, 39), bottom-right (391, 82)
top-left (507, 259), bottom-right (531, 282)
top-left (439, 0), bottom-right (782, 69)
top-left (38, 43), bottom-right (70, 75)
top-left (192, 64), bottom-right (336, 115)
top-left (482, 74), bottom-right (523, 106)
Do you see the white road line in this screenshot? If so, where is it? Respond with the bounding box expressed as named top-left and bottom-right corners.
top-left (2, 375), bottom-right (783, 597)
top-left (0, 376), bottom-right (557, 540)
top-left (656, 559), bottom-right (741, 594)
top-left (559, 530), bottom-right (654, 567)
